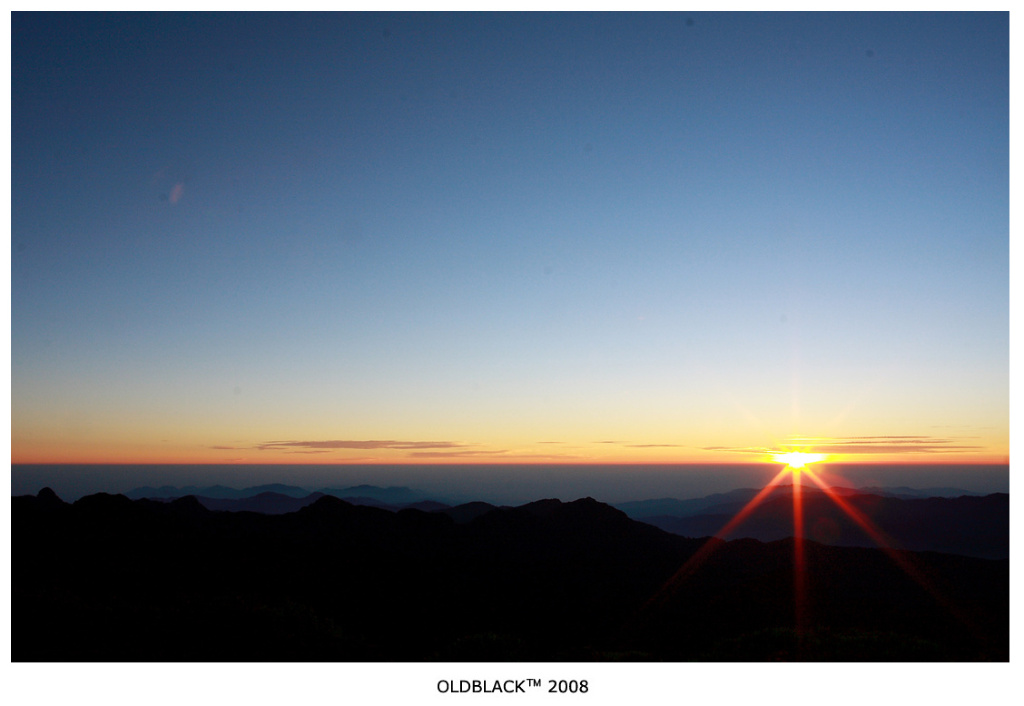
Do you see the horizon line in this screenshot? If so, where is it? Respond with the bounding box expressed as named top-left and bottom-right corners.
top-left (10, 460), bottom-right (1010, 467)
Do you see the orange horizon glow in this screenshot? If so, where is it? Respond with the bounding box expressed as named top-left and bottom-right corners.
top-left (9, 440), bottom-right (1010, 467)
top-left (9, 453), bottom-right (1012, 465)
top-left (11, 421), bottom-right (1009, 468)
top-left (11, 453), bottom-right (1011, 465)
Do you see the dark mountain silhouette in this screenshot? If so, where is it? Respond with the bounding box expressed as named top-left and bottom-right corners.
top-left (183, 491), bottom-right (326, 514)
top-left (640, 492), bottom-right (1008, 560)
top-left (317, 485), bottom-right (429, 504)
top-left (13, 488), bottom-right (1007, 661)
top-left (404, 499), bottom-right (450, 512)
top-left (615, 488), bottom-right (764, 518)
top-left (326, 495), bottom-right (405, 510)
top-left (438, 501), bottom-right (502, 524)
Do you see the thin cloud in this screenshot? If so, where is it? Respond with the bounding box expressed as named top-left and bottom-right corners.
top-left (257, 440), bottom-right (470, 451)
top-left (706, 436), bottom-right (983, 456)
top-left (809, 436), bottom-right (983, 454)
top-left (408, 450), bottom-right (510, 458)
top-left (701, 446), bottom-right (770, 454)
top-left (409, 450), bottom-right (588, 461)
top-left (819, 435), bottom-right (930, 441)
top-left (809, 441), bottom-right (983, 454)
top-left (499, 453), bottom-right (590, 461)
top-left (593, 440), bottom-right (682, 448)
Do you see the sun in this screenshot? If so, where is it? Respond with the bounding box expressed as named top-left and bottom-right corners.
top-left (772, 451), bottom-right (827, 470)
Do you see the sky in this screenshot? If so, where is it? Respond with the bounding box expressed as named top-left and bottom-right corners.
top-left (10, 12), bottom-right (1009, 469)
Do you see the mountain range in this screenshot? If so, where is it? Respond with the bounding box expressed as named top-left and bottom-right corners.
top-left (13, 487), bottom-right (1008, 661)
top-left (126, 483), bottom-right (434, 504)
top-left (123, 483), bottom-right (1006, 559)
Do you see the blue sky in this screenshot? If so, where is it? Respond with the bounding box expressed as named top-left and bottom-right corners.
top-left (11, 12), bottom-right (1008, 467)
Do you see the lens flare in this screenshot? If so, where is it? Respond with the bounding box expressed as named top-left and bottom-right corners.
top-left (645, 446), bottom-right (970, 650)
top-left (649, 467), bottom-right (791, 603)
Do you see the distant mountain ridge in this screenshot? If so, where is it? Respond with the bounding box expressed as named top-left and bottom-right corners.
top-left (126, 482), bottom-right (981, 510)
top-left (148, 492), bottom-right (461, 516)
top-left (612, 484), bottom-right (982, 519)
top-left (635, 491), bottom-right (1008, 560)
top-left (120, 483), bottom-right (1004, 557)
top-left (180, 491), bottom-right (326, 515)
top-left (127, 483), bottom-right (312, 500)
top-left (127, 483), bottom-right (444, 508)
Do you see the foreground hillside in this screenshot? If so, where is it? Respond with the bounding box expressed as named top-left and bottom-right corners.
top-left (13, 489), bottom-right (1008, 661)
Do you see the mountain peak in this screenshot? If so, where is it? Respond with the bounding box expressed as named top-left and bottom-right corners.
top-left (37, 487), bottom-right (65, 505)
top-left (170, 495), bottom-right (208, 514)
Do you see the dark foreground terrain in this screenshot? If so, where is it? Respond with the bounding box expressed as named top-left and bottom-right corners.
top-left (14, 489), bottom-right (1008, 661)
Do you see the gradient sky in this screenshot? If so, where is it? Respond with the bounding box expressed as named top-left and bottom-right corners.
top-left (11, 12), bottom-right (1008, 467)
